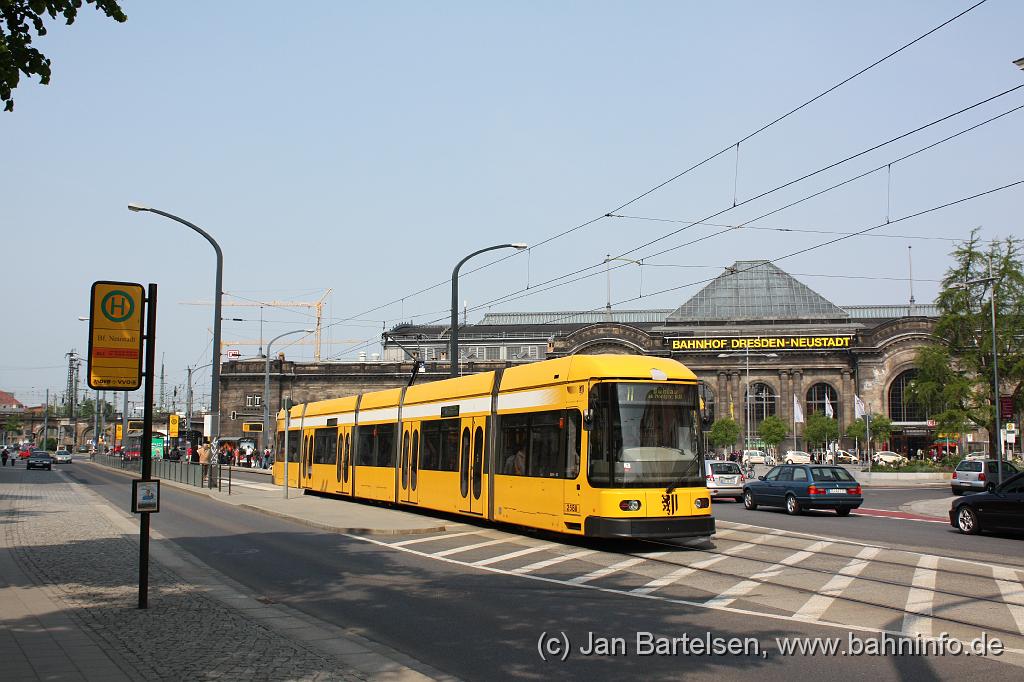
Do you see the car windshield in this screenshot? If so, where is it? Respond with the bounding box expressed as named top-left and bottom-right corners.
top-left (710, 462), bottom-right (741, 475)
top-left (810, 467), bottom-right (855, 482)
top-left (588, 382), bottom-right (703, 489)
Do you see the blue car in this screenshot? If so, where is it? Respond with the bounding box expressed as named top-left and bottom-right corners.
top-left (743, 464), bottom-right (863, 516)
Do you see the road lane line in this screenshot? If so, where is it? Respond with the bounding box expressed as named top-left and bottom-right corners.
top-left (433, 538), bottom-right (509, 557)
top-left (994, 566), bottom-right (1024, 635)
top-left (389, 530), bottom-right (483, 547)
top-left (902, 554), bottom-right (938, 637)
top-left (510, 549), bottom-right (596, 574)
top-left (794, 546), bottom-right (881, 621)
top-left (470, 544), bottom-right (556, 567)
top-left (570, 552), bottom-right (669, 584)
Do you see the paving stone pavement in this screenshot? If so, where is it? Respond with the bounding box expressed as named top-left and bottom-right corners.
top-left (0, 468), bottom-right (438, 681)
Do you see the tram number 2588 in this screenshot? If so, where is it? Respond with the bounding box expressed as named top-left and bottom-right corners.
top-left (564, 503), bottom-right (579, 514)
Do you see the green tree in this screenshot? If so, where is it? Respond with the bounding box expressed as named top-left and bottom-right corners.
top-left (4, 415), bottom-right (22, 438)
top-left (708, 418), bottom-right (740, 453)
top-left (757, 415), bottom-right (788, 450)
top-left (910, 231), bottom-right (1024, 456)
top-left (803, 413), bottom-right (839, 450)
top-left (845, 414), bottom-right (893, 451)
top-left (1, 0), bottom-right (127, 111)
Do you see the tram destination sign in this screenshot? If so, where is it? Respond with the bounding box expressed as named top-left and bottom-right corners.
top-left (87, 281), bottom-right (145, 391)
top-left (670, 334), bottom-right (854, 352)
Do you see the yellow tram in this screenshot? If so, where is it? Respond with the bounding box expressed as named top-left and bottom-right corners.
top-left (272, 355), bottom-right (714, 538)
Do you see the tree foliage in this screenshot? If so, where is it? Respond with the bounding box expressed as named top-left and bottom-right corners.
top-left (4, 416), bottom-right (22, 435)
top-left (845, 414), bottom-right (892, 450)
top-left (708, 418), bottom-right (740, 450)
top-left (1, 0), bottom-right (127, 111)
top-left (757, 415), bottom-right (788, 448)
top-left (803, 413), bottom-right (839, 448)
top-left (910, 230), bottom-right (1024, 454)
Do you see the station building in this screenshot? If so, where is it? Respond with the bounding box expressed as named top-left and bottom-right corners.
top-left (220, 261), bottom-right (950, 455)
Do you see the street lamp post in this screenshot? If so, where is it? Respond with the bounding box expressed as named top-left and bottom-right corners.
top-left (263, 329), bottom-right (314, 450)
top-left (718, 351), bottom-right (778, 452)
top-left (449, 243), bottom-right (528, 377)
top-left (128, 204), bottom-right (224, 446)
top-left (604, 255), bottom-right (643, 322)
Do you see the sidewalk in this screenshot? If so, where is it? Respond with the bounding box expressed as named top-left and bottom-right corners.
top-left (0, 463), bottom-right (450, 681)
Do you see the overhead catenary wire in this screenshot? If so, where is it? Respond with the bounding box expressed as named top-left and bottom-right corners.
top-left (429, 91), bottom-right (1024, 320)
top-left (315, 3), bottom-right (987, 340)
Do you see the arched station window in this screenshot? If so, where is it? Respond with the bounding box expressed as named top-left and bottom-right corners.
top-left (745, 382), bottom-right (776, 427)
top-left (889, 370), bottom-right (925, 422)
top-left (806, 383), bottom-right (839, 420)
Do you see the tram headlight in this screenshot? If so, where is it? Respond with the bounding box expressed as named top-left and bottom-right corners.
top-left (694, 497), bottom-right (710, 509)
top-left (619, 499), bottom-right (642, 512)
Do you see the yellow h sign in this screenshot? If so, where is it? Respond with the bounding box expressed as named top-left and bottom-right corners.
top-left (168, 414), bottom-right (179, 438)
top-left (87, 281), bottom-right (145, 391)
top-left (115, 423), bottom-right (123, 441)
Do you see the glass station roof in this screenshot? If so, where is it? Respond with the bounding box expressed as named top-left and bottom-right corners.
top-left (666, 260), bottom-right (849, 323)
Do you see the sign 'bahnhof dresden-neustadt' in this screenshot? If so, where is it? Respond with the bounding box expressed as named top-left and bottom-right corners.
top-left (669, 335), bottom-right (854, 352)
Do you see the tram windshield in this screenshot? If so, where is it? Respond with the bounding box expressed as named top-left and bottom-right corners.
top-left (587, 382), bottom-right (703, 489)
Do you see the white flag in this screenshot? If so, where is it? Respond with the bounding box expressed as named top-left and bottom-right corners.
top-left (854, 394), bottom-right (866, 419)
top-left (825, 394), bottom-right (834, 419)
top-left (793, 394), bottom-right (804, 423)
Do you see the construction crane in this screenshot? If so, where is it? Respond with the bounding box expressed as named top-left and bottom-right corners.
top-left (182, 289), bottom-right (333, 361)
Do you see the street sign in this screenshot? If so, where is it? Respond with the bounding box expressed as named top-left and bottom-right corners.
top-left (242, 421), bottom-right (263, 432)
top-left (226, 349), bottom-right (241, 359)
top-left (128, 420), bottom-right (144, 431)
top-left (1000, 396), bottom-right (1015, 421)
top-left (87, 281), bottom-right (145, 391)
top-left (168, 414), bottom-right (179, 438)
top-left (115, 423), bottom-right (123, 441)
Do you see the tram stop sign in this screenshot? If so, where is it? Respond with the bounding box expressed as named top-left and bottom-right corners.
top-left (87, 281), bottom-right (145, 391)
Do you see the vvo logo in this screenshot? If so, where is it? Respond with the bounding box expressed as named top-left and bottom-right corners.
top-left (661, 493), bottom-right (678, 515)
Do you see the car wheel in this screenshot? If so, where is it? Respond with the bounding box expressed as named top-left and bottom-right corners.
top-left (785, 459), bottom-right (793, 465)
top-left (743, 490), bottom-right (758, 510)
top-left (956, 506), bottom-right (980, 535)
top-left (835, 508), bottom-right (851, 517)
top-left (785, 494), bottom-right (801, 515)
top-left (951, 487), bottom-right (962, 496)
top-left (985, 482), bottom-right (996, 494)
top-left (734, 496), bottom-right (744, 503)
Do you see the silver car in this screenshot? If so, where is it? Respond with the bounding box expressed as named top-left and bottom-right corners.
top-left (952, 458), bottom-right (1020, 495)
top-left (705, 459), bottom-right (746, 501)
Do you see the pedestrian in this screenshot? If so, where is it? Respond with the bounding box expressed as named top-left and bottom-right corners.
top-left (198, 441), bottom-right (211, 485)
top-left (1, 449), bottom-right (8, 467)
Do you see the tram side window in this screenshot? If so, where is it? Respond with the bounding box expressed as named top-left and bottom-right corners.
top-left (313, 428), bottom-right (338, 465)
top-left (275, 431), bottom-right (301, 463)
top-left (357, 427), bottom-right (374, 466)
top-left (440, 420), bottom-right (460, 471)
top-left (500, 410), bottom-right (576, 479)
top-left (420, 421), bottom-right (441, 470)
top-left (356, 424), bottom-right (397, 467)
top-left (377, 423), bottom-right (396, 467)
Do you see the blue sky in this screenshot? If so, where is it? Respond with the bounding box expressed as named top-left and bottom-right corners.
top-left (2, 1), bottom-right (1022, 408)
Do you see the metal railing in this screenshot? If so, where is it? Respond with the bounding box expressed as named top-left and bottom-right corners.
top-left (93, 454), bottom-right (219, 489)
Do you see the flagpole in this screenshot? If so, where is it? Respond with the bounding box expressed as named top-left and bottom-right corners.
top-left (866, 403), bottom-right (872, 474)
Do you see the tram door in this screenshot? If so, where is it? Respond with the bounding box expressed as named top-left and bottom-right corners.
top-left (399, 423), bottom-right (419, 504)
top-left (459, 417), bottom-right (487, 515)
top-left (335, 427), bottom-right (353, 496)
top-left (301, 430), bottom-right (314, 485)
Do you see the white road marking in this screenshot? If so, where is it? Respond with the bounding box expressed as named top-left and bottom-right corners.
top-left (794, 546), bottom-right (881, 621)
top-left (569, 552), bottom-right (669, 584)
top-left (433, 538), bottom-right (509, 557)
top-left (631, 545), bottom-right (755, 595)
top-left (389, 530), bottom-right (483, 547)
top-left (470, 544), bottom-right (556, 567)
top-left (994, 566), bottom-right (1024, 635)
top-left (902, 554), bottom-right (939, 637)
top-left (347, 532), bottom-right (1024, 660)
top-left (703, 541), bottom-right (833, 608)
top-left (510, 549), bottom-right (596, 574)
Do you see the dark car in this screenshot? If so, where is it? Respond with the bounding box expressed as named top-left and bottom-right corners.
top-left (26, 450), bottom-right (53, 471)
top-left (949, 471), bottom-right (1024, 535)
top-left (743, 464), bottom-right (863, 516)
